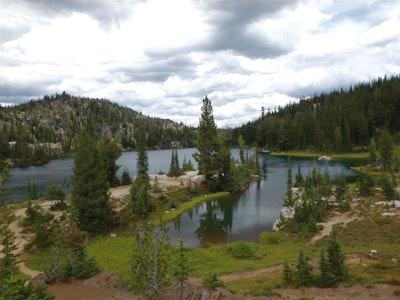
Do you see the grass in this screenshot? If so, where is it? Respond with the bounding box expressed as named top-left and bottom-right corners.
top-left (162, 191), bottom-right (230, 222)
top-left (88, 235), bottom-right (134, 279)
top-left (186, 234), bottom-right (310, 277)
top-left (272, 150), bottom-right (369, 161)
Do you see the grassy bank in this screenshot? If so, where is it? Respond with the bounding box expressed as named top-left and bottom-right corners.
top-left (271, 150), bottom-right (369, 161)
top-left (162, 191), bottom-right (230, 223)
top-left (271, 145), bottom-right (400, 161)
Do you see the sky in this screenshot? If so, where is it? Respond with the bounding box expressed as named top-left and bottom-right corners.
top-left (1, 0), bottom-right (400, 127)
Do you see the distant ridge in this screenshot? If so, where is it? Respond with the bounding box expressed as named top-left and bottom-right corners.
top-left (0, 92), bottom-right (197, 167)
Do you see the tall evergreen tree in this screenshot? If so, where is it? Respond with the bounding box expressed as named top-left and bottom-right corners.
top-left (327, 227), bottom-right (348, 283)
top-left (295, 250), bottom-right (313, 287)
top-left (379, 129), bottom-right (394, 169)
top-left (99, 137), bottom-right (122, 187)
top-left (294, 163), bottom-right (303, 187)
top-left (369, 137), bottom-right (377, 163)
top-left (71, 131), bottom-right (112, 232)
top-left (130, 123), bottom-right (151, 217)
top-left (284, 157), bottom-right (293, 206)
top-left (168, 148), bottom-right (181, 177)
top-left (193, 96), bottom-right (220, 190)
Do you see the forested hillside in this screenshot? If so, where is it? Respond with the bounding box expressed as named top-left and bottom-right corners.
top-left (0, 92), bottom-right (196, 166)
top-left (233, 75), bottom-right (400, 152)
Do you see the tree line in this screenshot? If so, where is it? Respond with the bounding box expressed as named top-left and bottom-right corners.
top-left (233, 75), bottom-right (400, 152)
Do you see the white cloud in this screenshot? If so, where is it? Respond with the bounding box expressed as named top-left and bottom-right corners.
top-left (1, 0), bottom-right (400, 127)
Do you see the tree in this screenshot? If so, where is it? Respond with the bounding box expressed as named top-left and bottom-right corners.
top-left (334, 126), bottom-right (342, 152)
top-left (193, 96), bottom-right (220, 190)
top-left (135, 123), bottom-right (150, 185)
top-left (181, 156), bottom-right (194, 172)
top-left (172, 239), bottom-right (194, 300)
top-left (238, 135), bottom-right (245, 164)
top-left (201, 272), bottom-right (224, 291)
top-left (46, 208), bottom-right (98, 283)
top-left (282, 259), bottom-right (294, 286)
top-left (26, 179), bottom-right (38, 201)
top-left (283, 157), bottom-right (293, 206)
top-left (379, 174), bottom-right (395, 200)
top-left (369, 137), bottom-right (377, 163)
top-left (326, 227), bottom-right (347, 283)
top-left (71, 131), bottom-right (112, 232)
top-left (317, 250), bottom-right (333, 287)
top-left (167, 148), bottom-right (181, 177)
top-left (121, 168), bottom-right (131, 185)
top-left (130, 124), bottom-right (151, 218)
top-left (99, 137), bottom-right (122, 187)
top-left (356, 172), bottom-right (375, 196)
top-left (295, 250), bottom-right (313, 287)
top-left (380, 129), bottom-right (394, 169)
top-left (130, 220), bottom-right (170, 300)
top-left (294, 163), bottom-right (303, 187)
top-left (0, 206), bottom-right (19, 283)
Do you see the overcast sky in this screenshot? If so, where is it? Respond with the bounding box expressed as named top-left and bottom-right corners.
top-left (1, 0), bottom-right (400, 127)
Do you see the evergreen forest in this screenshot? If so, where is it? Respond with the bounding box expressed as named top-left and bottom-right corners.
top-left (232, 75), bottom-right (400, 152)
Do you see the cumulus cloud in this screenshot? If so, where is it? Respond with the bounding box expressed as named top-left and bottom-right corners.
top-left (1, 0), bottom-right (400, 127)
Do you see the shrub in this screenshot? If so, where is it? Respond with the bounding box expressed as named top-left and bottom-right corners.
top-left (259, 231), bottom-right (284, 245)
top-left (202, 272), bottom-right (224, 291)
top-left (228, 241), bottom-right (259, 259)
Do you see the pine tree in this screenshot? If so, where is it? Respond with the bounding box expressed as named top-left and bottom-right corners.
top-left (380, 129), bottom-right (394, 169)
top-left (99, 137), bottom-right (122, 187)
top-left (130, 220), bottom-right (170, 300)
top-left (369, 137), bottom-right (377, 163)
top-left (284, 157), bottom-right (293, 206)
top-left (238, 135), bottom-right (245, 164)
top-left (71, 131), bottom-right (112, 232)
top-left (282, 259), bottom-right (293, 286)
top-left (327, 227), bottom-right (347, 283)
top-left (172, 239), bottom-right (194, 300)
top-left (317, 250), bottom-right (333, 287)
top-left (356, 172), bottom-right (375, 196)
top-left (168, 148), bottom-right (181, 177)
top-left (294, 163), bottom-right (303, 187)
top-left (295, 250), bottom-right (313, 287)
top-left (130, 123), bottom-right (151, 218)
top-left (121, 168), bottom-right (131, 185)
top-left (193, 96), bottom-right (220, 190)
top-left (0, 207), bottom-right (19, 283)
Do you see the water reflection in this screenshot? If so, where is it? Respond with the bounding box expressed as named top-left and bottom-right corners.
top-left (168, 154), bottom-right (357, 248)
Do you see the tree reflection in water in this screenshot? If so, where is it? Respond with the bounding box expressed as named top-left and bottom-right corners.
top-left (195, 196), bottom-right (240, 247)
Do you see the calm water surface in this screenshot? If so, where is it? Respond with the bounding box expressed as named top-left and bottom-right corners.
top-left (168, 154), bottom-right (356, 247)
top-left (1, 149), bottom-right (356, 248)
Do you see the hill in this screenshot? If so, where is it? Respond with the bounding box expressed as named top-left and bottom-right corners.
top-left (0, 92), bottom-right (197, 167)
top-left (233, 75), bottom-right (400, 152)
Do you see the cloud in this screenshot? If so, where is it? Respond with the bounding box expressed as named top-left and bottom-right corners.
top-left (195, 0), bottom-right (303, 58)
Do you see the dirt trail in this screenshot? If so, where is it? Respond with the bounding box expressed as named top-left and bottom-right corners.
top-left (220, 264), bottom-right (282, 282)
top-left (3, 201), bottom-right (56, 278)
top-left (310, 210), bottom-right (359, 243)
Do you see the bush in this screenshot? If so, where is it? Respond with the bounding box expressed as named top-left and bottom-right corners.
top-left (202, 272), bottom-right (224, 291)
top-left (228, 241), bottom-right (259, 259)
top-left (259, 231), bottom-right (284, 245)
top-left (45, 185), bottom-right (65, 201)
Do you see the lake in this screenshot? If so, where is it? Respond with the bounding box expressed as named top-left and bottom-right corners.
top-left (168, 153), bottom-right (356, 247)
top-left (1, 148), bottom-right (356, 247)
